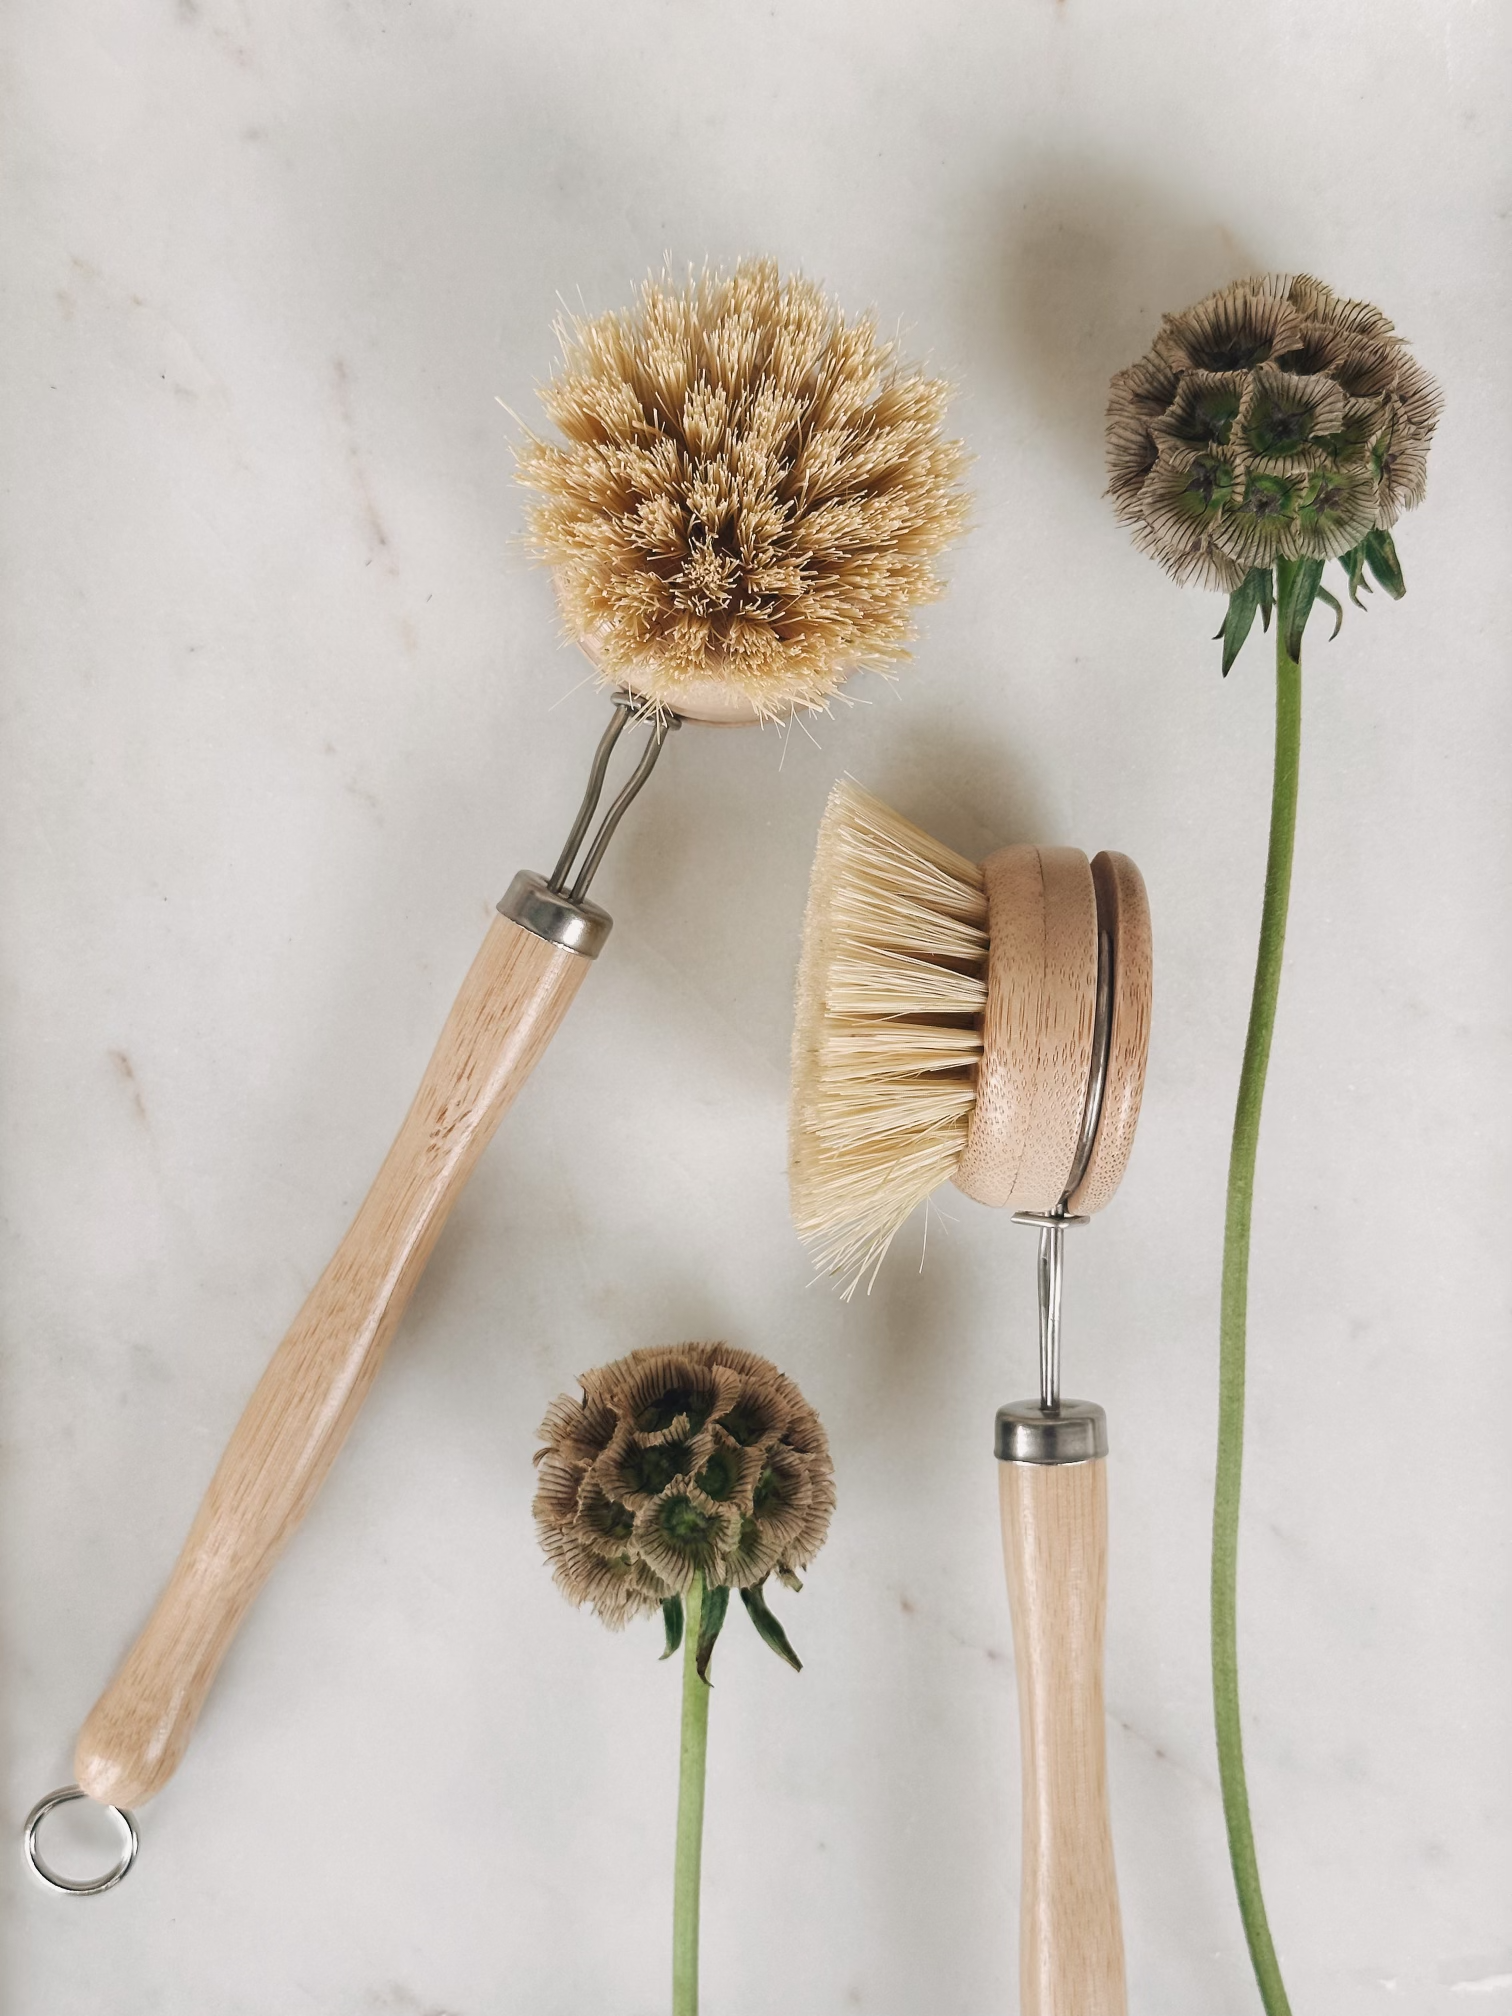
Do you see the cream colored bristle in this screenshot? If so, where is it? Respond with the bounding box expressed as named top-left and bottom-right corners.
top-left (516, 259), bottom-right (969, 721)
top-left (789, 779), bottom-right (987, 1293)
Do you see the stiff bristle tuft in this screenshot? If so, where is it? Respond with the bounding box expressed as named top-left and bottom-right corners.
top-left (517, 260), bottom-right (969, 720)
top-left (789, 780), bottom-right (987, 1293)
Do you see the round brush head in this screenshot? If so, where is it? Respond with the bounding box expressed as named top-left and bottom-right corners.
top-left (789, 780), bottom-right (1151, 1292)
top-left (516, 260), bottom-right (969, 724)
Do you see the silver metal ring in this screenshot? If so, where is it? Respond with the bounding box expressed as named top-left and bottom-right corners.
top-left (23, 1786), bottom-right (139, 1896)
top-left (1010, 1210), bottom-right (1090, 1231)
top-left (497, 870), bottom-right (612, 957)
top-left (995, 1399), bottom-right (1108, 1466)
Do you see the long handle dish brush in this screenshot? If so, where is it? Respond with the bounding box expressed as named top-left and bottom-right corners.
top-left (789, 780), bottom-right (1151, 2016)
top-left (36, 264), bottom-right (965, 1872)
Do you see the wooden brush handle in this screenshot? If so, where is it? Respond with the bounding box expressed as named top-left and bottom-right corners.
top-left (1000, 1455), bottom-right (1127, 2016)
top-left (75, 913), bottom-right (591, 1808)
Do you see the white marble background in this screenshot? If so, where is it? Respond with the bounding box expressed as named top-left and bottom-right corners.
top-left (2, 3), bottom-right (1509, 2011)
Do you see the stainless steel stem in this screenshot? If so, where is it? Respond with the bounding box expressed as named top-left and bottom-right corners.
top-left (547, 701), bottom-right (633, 893)
top-left (499, 693), bottom-right (681, 957)
top-left (1038, 1218), bottom-right (1065, 1411)
top-left (565, 710), bottom-right (675, 904)
top-left (1001, 912), bottom-right (1116, 1458)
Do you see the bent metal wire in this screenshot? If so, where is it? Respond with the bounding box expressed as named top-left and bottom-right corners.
top-left (497, 692), bottom-right (681, 959)
top-left (999, 916), bottom-right (1115, 1465)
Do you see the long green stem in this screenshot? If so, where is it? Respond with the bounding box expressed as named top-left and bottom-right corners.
top-left (673, 1572), bottom-right (710, 2016)
top-left (1212, 575), bottom-right (1301, 2015)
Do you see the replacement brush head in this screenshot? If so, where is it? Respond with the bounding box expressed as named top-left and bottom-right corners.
top-left (790, 781), bottom-right (1151, 1290)
top-left (517, 260), bottom-right (969, 723)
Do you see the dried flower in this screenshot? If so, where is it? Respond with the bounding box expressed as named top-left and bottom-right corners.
top-left (517, 259), bottom-right (968, 720)
top-left (1107, 273), bottom-right (1441, 665)
top-left (1105, 276), bottom-right (1442, 2016)
top-left (537, 1345), bottom-right (834, 2011)
top-left (533, 1342), bottom-right (834, 1662)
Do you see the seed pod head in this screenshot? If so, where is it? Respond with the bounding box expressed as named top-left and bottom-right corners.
top-left (533, 1342), bottom-right (835, 1631)
top-left (517, 260), bottom-right (969, 721)
top-left (1107, 274), bottom-right (1441, 591)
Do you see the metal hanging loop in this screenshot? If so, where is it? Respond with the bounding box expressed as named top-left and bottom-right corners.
top-left (23, 1785), bottom-right (139, 1896)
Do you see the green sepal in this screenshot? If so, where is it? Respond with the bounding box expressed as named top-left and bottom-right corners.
top-left (740, 1578), bottom-right (803, 1673)
top-left (1340, 541), bottom-right (1372, 609)
top-left (1316, 584), bottom-right (1344, 640)
top-left (1362, 526), bottom-right (1407, 599)
top-left (1215, 567), bottom-right (1271, 678)
top-left (695, 1582), bottom-right (731, 1683)
top-left (1280, 555), bottom-right (1325, 661)
top-left (660, 1595), bottom-right (684, 1660)
top-left (1258, 566), bottom-right (1273, 631)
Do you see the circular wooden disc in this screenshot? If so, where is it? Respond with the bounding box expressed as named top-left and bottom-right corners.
top-left (1067, 851), bottom-right (1152, 1217)
top-left (953, 845), bottom-right (1098, 1212)
top-left (571, 617), bottom-right (765, 725)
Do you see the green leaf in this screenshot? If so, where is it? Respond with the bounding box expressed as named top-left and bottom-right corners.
top-left (660, 1595), bottom-right (684, 1660)
top-left (1258, 566), bottom-right (1274, 632)
top-left (1316, 585), bottom-right (1344, 640)
top-left (740, 1579), bottom-right (803, 1672)
top-left (1280, 555), bottom-right (1325, 661)
top-left (1362, 526), bottom-right (1407, 599)
top-left (695, 1582), bottom-right (731, 1683)
top-left (1339, 541), bottom-right (1372, 610)
top-left (1215, 568), bottom-right (1270, 678)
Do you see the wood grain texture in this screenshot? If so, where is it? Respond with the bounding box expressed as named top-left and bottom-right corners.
top-left (1067, 852), bottom-right (1152, 1219)
top-left (954, 846), bottom-right (1097, 1212)
top-left (75, 913), bottom-right (590, 1808)
top-left (1000, 1455), bottom-right (1126, 2016)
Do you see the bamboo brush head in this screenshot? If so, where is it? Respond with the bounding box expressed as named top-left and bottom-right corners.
top-left (516, 260), bottom-right (969, 724)
top-left (789, 781), bottom-right (1151, 1291)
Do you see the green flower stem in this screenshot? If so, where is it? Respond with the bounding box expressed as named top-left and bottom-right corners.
top-left (1212, 565), bottom-right (1302, 2016)
top-left (673, 1571), bottom-right (710, 2016)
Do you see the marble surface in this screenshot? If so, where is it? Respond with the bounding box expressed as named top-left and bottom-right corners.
top-left (2, 2), bottom-right (1509, 2010)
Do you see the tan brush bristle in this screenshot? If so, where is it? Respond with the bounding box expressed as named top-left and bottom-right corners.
top-left (517, 259), bottom-right (969, 722)
top-left (789, 779), bottom-right (988, 1292)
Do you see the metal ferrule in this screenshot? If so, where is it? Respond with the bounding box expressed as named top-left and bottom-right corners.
top-left (995, 1399), bottom-right (1108, 1466)
top-left (497, 871), bottom-right (612, 958)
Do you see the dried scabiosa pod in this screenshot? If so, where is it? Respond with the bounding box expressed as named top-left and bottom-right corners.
top-left (534, 1341), bottom-right (834, 2016)
top-left (534, 1340), bottom-right (833, 1659)
top-left (1107, 280), bottom-right (1440, 2016)
top-left (517, 258), bottom-right (969, 720)
top-left (1108, 272), bottom-right (1441, 670)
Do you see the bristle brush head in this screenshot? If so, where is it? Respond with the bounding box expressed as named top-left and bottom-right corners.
top-left (517, 260), bottom-right (969, 724)
top-left (789, 781), bottom-right (989, 1291)
top-left (789, 781), bottom-right (1152, 1294)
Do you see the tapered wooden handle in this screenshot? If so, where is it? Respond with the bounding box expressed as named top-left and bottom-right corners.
top-left (1000, 1455), bottom-right (1127, 2016)
top-left (75, 913), bottom-right (591, 1807)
